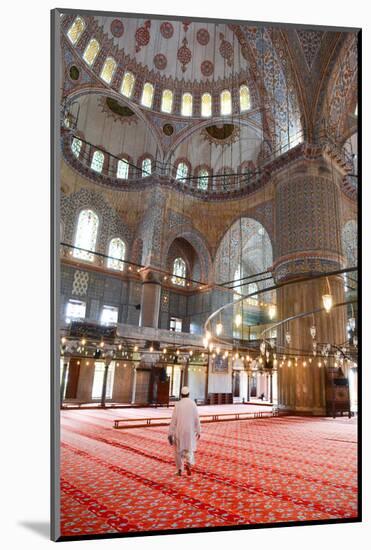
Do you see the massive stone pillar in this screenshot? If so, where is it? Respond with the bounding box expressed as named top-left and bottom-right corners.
top-left (273, 154), bottom-right (347, 415)
top-left (139, 268), bottom-right (162, 328)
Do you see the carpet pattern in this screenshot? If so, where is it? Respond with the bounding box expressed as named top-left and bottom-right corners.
top-left (60, 408), bottom-right (358, 537)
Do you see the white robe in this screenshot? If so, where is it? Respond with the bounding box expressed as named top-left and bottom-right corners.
top-left (168, 397), bottom-right (201, 454)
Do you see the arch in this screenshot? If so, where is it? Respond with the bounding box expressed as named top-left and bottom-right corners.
top-left (73, 209), bottom-right (99, 261)
top-left (107, 237), bottom-right (126, 271)
top-left (162, 227), bottom-right (213, 284)
top-left (214, 217), bottom-right (273, 284)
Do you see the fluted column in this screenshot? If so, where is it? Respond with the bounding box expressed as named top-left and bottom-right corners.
top-left (274, 156), bottom-right (347, 415)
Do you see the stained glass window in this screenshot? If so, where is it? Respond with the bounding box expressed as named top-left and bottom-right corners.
top-left (100, 305), bottom-right (119, 325)
top-left (92, 361), bottom-right (115, 400)
top-left (201, 93), bottom-right (212, 117)
top-left (240, 85), bottom-right (251, 112)
top-left (220, 90), bottom-right (232, 115)
top-left (67, 16), bottom-right (85, 45)
top-left (161, 89), bottom-right (173, 113)
top-left (142, 158), bottom-right (152, 177)
top-left (83, 38), bottom-right (100, 66)
top-left (121, 72), bottom-right (135, 98)
top-left (71, 137), bottom-right (82, 158)
top-left (73, 209), bottom-right (99, 261)
top-left (172, 257), bottom-right (186, 286)
top-left (65, 299), bottom-right (86, 323)
top-left (181, 93), bottom-right (193, 117)
top-left (176, 162), bottom-right (188, 182)
top-left (91, 150), bottom-right (104, 173)
top-left (141, 82), bottom-right (154, 108)
top-left (100, 57), bottom-right (117, 84)
top-left (198, 169), bottom-right (209, 190)
top-left (107, 238), bottom-right (126, 271)
top-left (117, 158), bottom-right (129, 179)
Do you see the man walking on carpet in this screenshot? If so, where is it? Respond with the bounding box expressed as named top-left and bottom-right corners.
top-left (168, 386), bottom-right (201, 476)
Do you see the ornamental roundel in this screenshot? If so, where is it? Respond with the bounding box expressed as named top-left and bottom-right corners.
top-left (135, 20), bottom-right (151, 53)
top-left (196, 28), bottom-right (210, 46)
top-left (110, 19), bottom-right (124, 38)
top-left (153, 53), bottom-right (167, 71)
top-left (201, 60), bottom-right (214, 77)
top-left (177, 38), bottom-right (192, 72)
top-left (219, 33), bottom-right (234, 66)
top-left (160, 21), bottom-right (174, 39)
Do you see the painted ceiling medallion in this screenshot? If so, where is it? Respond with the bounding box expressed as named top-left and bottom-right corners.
top-left (202, 124), bottom-right (240, 146)
top-left (110, 19), bottom-right (124, 38)
top-left (201, 60), bottom-right (214, 77)
top-left (177, 37), bottom-right (192, 72)
top-left (153, 53), bottom-right (167, 71)
top-left (135, 20), bottom-right (151, 53)
top-left (219, 33), bottom-right (234, 67)
top-left (160, 21), bottom-right (174, 39)
top-left (197, 28), bottom-right (210, 46)
top-left (182, 20), bottom-right (191, 32)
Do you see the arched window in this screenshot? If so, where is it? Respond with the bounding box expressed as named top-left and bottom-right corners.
top-left (175, 162), bottom-right (188, 182)
top-left (240, 84), bottom-right (251, 112)
top-left (73, 209), bottom-right (99, 261)
top-left (91, 150), bottom-right (104, 173)
top-left (107, 238), bottom-right (126, 271)
top-left (117, 158), bottom-right (129, 179)
top-left (83, 38), bottom-right (100, 66)
top-left (172, 257), bottom-right (186, 286)
top-left (220, 90), bottom-right (232, 115)
top-left (71, 137), bottom-right (82, 158)
top-left (141, 82), bottom-right (154, 108)
top-left (67, 16), bottom-right (85, 45)
top-left (142, 157), bottom-right (152, 177)
top-left (181, 93), bottom-right (193, 117)
top-left (198, 169), bottom-right (209, 190)
top-left (161, 89), bottom-right (173, 113)
top-left (100, 57), bottom-right (117, 84)
top-left (201, 93), bottom-right (212, 117)
top-left (121, 72), bottom-right (135, 98)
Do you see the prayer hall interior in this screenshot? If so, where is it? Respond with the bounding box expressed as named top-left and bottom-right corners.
top-left (57, 12), bottom-right (359, 538)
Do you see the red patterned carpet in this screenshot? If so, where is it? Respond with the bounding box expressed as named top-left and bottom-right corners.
top-left (60, 407), bottom-right (358, 537)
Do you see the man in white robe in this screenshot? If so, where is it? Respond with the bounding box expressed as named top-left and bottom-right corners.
top-left (168, 386), bottom-right (201, 476)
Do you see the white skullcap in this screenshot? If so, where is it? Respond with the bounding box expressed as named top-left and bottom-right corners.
top-left (181, 386), bottom-right (190, 396)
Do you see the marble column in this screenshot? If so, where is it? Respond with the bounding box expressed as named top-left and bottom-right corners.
top-left (60, 357), bottom-right (69, 405)
top-left (131, 366), bottom-right (137, 405)
top-left (274, 156), bottom-right (347, 415)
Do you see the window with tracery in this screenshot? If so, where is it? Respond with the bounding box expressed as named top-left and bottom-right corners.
top-left (239, 85), bottom-right (251, 112)
top-left (198, 169), bottom-right (209, 190)
top-left (172, 257), bottom-right (186, 286)
top-left (73, 209), bottom-right (99, 261)
top-left (83, 38), bottom-right (100, 66)
top-left (175, 162), bottom-right (188, 182)
top-left (67, 17), bottom-right (85, 45)
top-left (91, 150), bottom-right (104, 173)
top-left (71, 137), bottom-right (82, 158)
top-left (100, 57), bottom-right (117, 84)
top-left (142, 158), bottom-right (152, 177)
top-left (201, 93), bottom-right (212, 117)
top-left (121, 72), bottom-right (135, 98)
top-left (220, 90), bottom-right (232, 115)
top-left (107, 238), bottom-right (126, 271)
top-left (141, 82), bottom-right (154, 108)
top-left (117, 158), bottom-right (129, 179)
top-left (161, 89), bottom-right (173, 113)
top-left (181, 93), bottom-right (193, 117)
